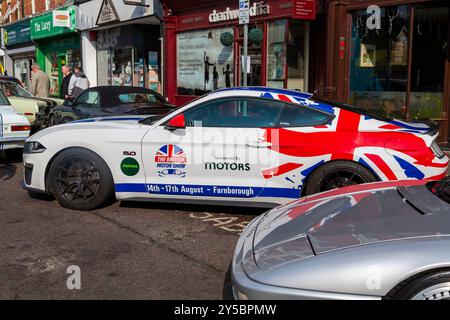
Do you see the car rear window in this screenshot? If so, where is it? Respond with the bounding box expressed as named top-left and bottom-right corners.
top-left (118, 93), bottom-right (164, 105)
top-left (0, 89), bottom-right (11, 106)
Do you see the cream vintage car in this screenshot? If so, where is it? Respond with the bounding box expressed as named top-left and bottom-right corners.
top-left (0, 80), bottom-right (64, 131)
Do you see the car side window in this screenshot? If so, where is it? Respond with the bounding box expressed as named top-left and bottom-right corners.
top-left (182, 98), bottom-right (284, 128)
top-left (75, 90), bottom-right (101, 107)
top-left (277, 104), bottom-right (332, 127)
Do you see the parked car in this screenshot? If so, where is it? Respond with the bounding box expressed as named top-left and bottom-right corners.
top-left (231, 177), bottom-right (450, 300)
top-left (23, 87), bottom-right (448, 210)
top-left (0, 89), bottom-right (31, 159)
top-left (46, 86), bottom-right (175, 126)
top-left (0, 75), bottom-right (23, 87)
top-left (0, 80), bottom-right (64, 131)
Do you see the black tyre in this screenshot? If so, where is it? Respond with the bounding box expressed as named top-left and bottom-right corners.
top-left (4, 148), bottom-right (22, 162)
top-left (304, 161), bottom-right (377, 196)
top-left (386, 271), bottom-right (450, 300)
top-left (48, 148), bottom-right (115, 210)
top-left (222, 263), bottom-right (235, 300)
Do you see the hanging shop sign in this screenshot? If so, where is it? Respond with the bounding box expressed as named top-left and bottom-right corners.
top-left (97, 0), bottom-right (120, 25)
top-left (53, 10), bottom-right (71, 28)
top-left (292, 0), bottom-right (316, 20)
top-left (31, 6), bottom-right (77, 40)
top-left (4, 18), bottom-right (32, 46)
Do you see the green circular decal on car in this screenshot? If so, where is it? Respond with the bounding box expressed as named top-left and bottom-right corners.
top-left (121, 158), bottom-right (140, 176)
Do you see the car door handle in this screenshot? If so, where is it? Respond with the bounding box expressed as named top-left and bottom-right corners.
top-left (245, 141), bottom-right (272, 149)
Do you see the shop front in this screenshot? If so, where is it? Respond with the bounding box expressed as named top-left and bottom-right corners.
top-left (77, 0), bottom-right (162, 91)
top-left (162, 0), bottom-right (317, 105)
top-left (31, 5), bottom-right (80, 97)
top-left (325, 0), bottom-right (450, 143)
top-left (3, 18), bottom-right (35, 90)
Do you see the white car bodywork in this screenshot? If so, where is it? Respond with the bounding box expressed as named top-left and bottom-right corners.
top-left (0, 104), bottom-right (30, 151)
top-left (23, 88), bottom-right (448, 207)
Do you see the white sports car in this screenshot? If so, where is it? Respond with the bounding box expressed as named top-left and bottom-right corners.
top-left (0, 91), bottom-right (31, 158)
top-left (23, 87), bottom-right (448, 210)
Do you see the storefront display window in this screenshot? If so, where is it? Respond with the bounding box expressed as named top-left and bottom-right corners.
top-left (112, 48), bottom-right (134, 86)
top-left (13, 58), bottom-right (34, 90)
top-left (177, 28), bottom-right (234, 96)
top-left (350, 5), bottom-right (409, 119)
top-left (350, 3), bottom-right (448, 121)
top-left (409, 4), bottom-right (448, 119)
top-left (287, 21), bottom-right (308, 92)
top-left (267, 20), bottom-right (287, 89)
top-left (97, 47), bottom-right (158, 90)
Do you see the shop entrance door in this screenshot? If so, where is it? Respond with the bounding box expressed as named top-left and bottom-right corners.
top-left (237, 44), bottom-right (262, 87)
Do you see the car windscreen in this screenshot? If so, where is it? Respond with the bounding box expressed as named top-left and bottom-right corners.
top-left (0, 88), bottom-right (11, 105)
top-left (312, 97), bottom-right (394, 122)
top-left (118, 93), bottom-right (165, 105)
top-left (139, 107), bottom-right (180, 126)
top-left (0, 81), bottom-right (32, 98)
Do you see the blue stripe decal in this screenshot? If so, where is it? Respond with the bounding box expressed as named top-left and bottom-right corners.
top-left (115, 183), bottom-right (301, 199)
top-left (216, 87), bottom-right (314, 99)
top-left (393, 156), bottom-right (425, 179)
top-left (359, 157), bottom-right (381, 180)
top-left (389, 120), bottom-right (429, 131)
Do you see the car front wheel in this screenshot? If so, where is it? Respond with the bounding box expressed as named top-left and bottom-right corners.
top-left (48, 148), bottom-right (115, 210)
top-left (386, 271), bottom-right (450, 300)
top-left (303, 161), bottom-right (377, 196)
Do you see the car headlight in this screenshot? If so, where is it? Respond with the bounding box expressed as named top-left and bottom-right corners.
top-left (431, 141), bottom-right (445, 159)
top-left (23, 141), bottom-right (47, 154)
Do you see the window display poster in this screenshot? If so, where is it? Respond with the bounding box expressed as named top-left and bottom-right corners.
top-left (177, 28), bottom-right (234, 95)
top-left (360, 43), bottom-right (376, 68)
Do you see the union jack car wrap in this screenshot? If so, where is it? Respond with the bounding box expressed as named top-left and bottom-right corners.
top-left (23, 87), bottom-right (448, 210)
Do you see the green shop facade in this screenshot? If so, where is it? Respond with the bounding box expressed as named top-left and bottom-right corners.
top-left (31, 5), bottom-right (80, 97)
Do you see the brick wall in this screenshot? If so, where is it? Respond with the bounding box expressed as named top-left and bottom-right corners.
top-left (1, 0), bottom-right (70, 24)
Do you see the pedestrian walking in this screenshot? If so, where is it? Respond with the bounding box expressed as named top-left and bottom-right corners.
top-left (68, 66), bottom-right (90, 99)
top-left (60, 65), bottom-right (73, 100)
top-left (213, 66), bottom-right (219, 90)
top-left (30, 64), bottom-right (50, 98)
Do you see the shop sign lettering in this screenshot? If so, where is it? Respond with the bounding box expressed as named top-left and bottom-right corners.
top-left (209, 1), bottom-right (270, 23)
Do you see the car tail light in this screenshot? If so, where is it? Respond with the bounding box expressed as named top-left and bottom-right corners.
top-left (11, 125), bottom-right (31, 131)
top-left (431, 141), bottom-right (445, 159)
top-left (24, 112), bottom-right (34, 116)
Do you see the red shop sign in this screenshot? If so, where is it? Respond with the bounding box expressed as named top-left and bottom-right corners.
top-left (293, 0), bottom-right (316, 20)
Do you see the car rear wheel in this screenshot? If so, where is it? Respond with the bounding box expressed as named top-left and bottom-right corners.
top-left (303, 161), bottom-right (377, 195)
top-left (4, 148), bottom-right (22, 162)
top-left (48, 148), bottom-right (115, 211)
top-left (386, 271), bottom-right (450, 300)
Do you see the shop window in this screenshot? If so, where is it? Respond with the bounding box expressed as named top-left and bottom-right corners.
top-left (287, 21), bottom-right (309, 92)
top-left (112, 48), bottom-right (134, 86)
top-left (267, 20), bottom-right (287, 89)
top-left (350, 5), bottom-right (410, 119)
top-left (183, 98), bottom-right (284, 128)
top-left (13, 58), bottom-right (33, 90)
top-left (409, 4), bottom-right (448, 120)
top-left (176, 28), bottom-right (234, 96)
top-left (350, 3), bottom-right (448, 121)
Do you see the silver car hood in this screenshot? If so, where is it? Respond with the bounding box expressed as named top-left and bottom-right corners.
top-left (253, 181), bottom-right (450, 270)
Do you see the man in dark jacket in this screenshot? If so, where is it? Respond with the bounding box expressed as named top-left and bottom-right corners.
top-left (61, 65), bottom-right (72, 99)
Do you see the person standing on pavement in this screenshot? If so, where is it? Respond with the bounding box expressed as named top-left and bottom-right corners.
top-left (68, 66), bottom-right (90, 99)
top-left (60, 65), bottom-right (73, 100)
top-left (30, 64), bottom-right (50, 98)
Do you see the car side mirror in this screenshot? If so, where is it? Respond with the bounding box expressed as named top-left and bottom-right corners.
top-left (165, 114), bottom-right (186, 130)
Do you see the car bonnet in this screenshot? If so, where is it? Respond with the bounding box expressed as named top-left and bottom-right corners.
top-left (253, 181), bottom-right (450, 270)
